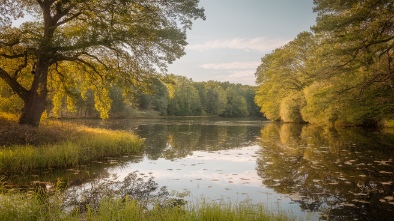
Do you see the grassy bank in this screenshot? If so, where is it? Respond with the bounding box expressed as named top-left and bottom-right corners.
top-left (0, 191), bottom-right (293, 221)
top-left (0, 113), bottom-right (143, 173)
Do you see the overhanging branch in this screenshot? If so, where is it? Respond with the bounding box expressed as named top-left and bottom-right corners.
top-left (56, 55), bottom-right (104, 80)
top-left (0, 68), bottom-right (28, 100)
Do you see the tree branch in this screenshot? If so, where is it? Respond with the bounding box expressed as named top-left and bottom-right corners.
top-left (58, 55), bottom-right (104, 80)
top-left (12, 51), bottom-right (29, 79)
top-left (0, 53), bottom-right (25, 59)
top-left (0, 68), bottom-right (28, 100)
top-left (56, 12), bottom-right (82, 27)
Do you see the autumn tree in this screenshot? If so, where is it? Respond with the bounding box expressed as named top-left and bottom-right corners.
top-left (0, 0), bottom-right (205, 127)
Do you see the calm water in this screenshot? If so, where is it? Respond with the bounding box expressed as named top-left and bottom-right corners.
top-left (8, 118), bottom-right (394, 220)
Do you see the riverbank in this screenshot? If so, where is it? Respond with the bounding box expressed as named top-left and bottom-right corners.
top-left (0, 113), bottom-right (143, 173)
top-left (0, 187), bottom-right (293, 221)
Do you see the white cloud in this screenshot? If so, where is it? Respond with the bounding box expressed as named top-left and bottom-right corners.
top-left (200, 61), bottom-right (260, 70)
top-left (223, 70), bottom-right (257, 85)
top-left (227, 70), bottom-right (256, 79)
top-left (199, 61), bottom-right (259, 85)
top-left (188, 37), bottom-right (289, 52)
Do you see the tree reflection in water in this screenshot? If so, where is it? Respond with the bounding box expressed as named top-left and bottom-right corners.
top-left (256, 123), bottom-right (394, 221)
top-left (59, 118), bottom-right (393, 220)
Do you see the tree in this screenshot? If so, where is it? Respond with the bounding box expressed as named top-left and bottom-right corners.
top-left (205, 84), bottom-right (226, 115)
top-left (310, 0), bottom-right (394, 126)
top-left (135, 78), bottom-right (169, 115)
top-left (221, 87), bottom-right (248, 117)
top-left (255, 32), bottom-right (315, 122)
top-left (0, 0), bottom-right (205, 127)
top-left (168, 79), bottom-right (202, 116)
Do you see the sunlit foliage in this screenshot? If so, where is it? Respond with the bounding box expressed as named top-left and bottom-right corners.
top-left (0, 0), bottom-right (205, 126)
top-left (255, 1), bottom-right (394, 127)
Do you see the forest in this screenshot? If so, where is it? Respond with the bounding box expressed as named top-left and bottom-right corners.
top-left (0, 74), bottom-right (261, 118)
top-left (1, 1), bottom-right (393, 127)
top-left (255, 0), bottom-right (394, 127)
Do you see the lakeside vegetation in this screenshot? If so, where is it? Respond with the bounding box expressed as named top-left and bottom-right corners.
top-left (0, 113), bottom-right (143, 174)
top-left (255, 1), bottom-right (394, 127)
top-left (0, 170), bottom-right (294, 221)
top-left (0, 189), bottom-right (293, 221)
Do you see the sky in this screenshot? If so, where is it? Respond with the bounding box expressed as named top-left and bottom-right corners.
top-left (167, 0), bottom-right (317, 85)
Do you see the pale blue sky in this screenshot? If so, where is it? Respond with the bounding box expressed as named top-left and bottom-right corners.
top-left (168, 0), bottom-right (317, 85)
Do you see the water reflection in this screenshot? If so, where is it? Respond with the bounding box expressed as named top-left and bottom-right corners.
top-left (138, 123), bottom-right (259, 160)
top-left (5, 118), bottom-right (393, 220)
top-left (257, 123), bottom-right (394, 220)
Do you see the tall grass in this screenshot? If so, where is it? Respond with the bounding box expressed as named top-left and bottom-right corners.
top-left (0, 192), bottom-right (294, 221)
top-left (0, 114), bottom-right (143, 173)
top-left (0, 184), bottom-right (66, 221)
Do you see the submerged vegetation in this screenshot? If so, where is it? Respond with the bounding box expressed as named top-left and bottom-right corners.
top-left (0, 113), bottom-right (143, 174)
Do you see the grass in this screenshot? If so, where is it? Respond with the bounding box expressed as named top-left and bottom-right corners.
top-left (0, 113), bottom-right (144, 173)
top-left (86, 199), bottom-right (293, 221)
top-left (0, 191), bottom-right (294, 221)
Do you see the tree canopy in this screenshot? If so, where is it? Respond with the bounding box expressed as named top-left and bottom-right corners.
top-left (0, 0), bottom-right (205, 126)
top-left (255, 0), bottom-right (394, 127)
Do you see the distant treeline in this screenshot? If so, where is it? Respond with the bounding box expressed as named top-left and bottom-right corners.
top-left (0, 75), bottom-right (261, 118)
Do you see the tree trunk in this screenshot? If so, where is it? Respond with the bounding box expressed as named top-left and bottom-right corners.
top-left (18, 60), bottom-right (49, 127)
top-left (18, 91), bottom-right (47, 127)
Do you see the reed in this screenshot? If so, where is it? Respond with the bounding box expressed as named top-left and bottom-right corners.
top-left (0, 114), bottom-right (143, 173)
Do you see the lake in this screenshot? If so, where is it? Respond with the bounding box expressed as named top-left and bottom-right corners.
top-left (7, 118), bottom-right (394, 220)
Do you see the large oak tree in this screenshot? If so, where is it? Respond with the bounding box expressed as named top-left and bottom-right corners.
top-left (0, 0), bottom-right (204, 127)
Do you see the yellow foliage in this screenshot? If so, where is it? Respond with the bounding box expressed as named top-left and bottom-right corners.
top-left (94, 88), bottom-right (112, 119)
top-left (279, 92), bottom-right (306, 123)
